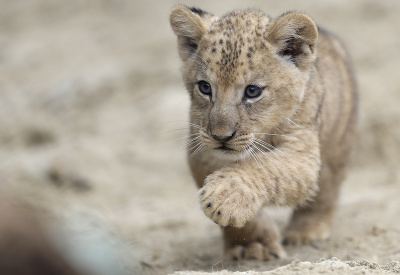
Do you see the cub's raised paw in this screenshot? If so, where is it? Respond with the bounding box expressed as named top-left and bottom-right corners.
top-left (199, 171), bottom-right (262, 227)
top-left (224, 212), bottom-right (287, 261)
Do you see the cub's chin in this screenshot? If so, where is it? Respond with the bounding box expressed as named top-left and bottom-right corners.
top-left (210, 146), bottom-right (250, 162)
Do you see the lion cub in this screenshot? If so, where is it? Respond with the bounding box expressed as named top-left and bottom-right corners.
top-left (170, 6), bottom-right (357, 260)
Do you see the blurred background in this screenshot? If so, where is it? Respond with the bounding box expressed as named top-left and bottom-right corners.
top-left (0, 0), bottom-right (399, 274)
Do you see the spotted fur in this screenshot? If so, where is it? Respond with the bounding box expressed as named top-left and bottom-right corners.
top-left (170, 6), bottom-right (357, 261)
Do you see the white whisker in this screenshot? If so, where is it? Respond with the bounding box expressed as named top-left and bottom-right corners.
top-left (244, 145), bottom-right (258, 166)
top-left (255, 138), bottom-right (289, 160)
top-left (186, 140), bottom-right (202, 152)
top-left (252, 142), bottom-right (278, 165)
top-left (276, 127), bottom-right (306, 144)
top-left (253, 132), bottom-right (302, 143)
top-left (184, 136), bottom-right (201, 148)
top-left (285, 117), bottom-right (302, 128)
top-left (253, 133), bottom-right (281, 136)
top-left (253, 139), bottom-right (283, 164)
top-left (188, 123), bottom-right (202, 129)
top-left (173, 133), bottom-right (201, 142)
top-left (250, 147), bottom-right (265, 168)
top-left (247, 144), bottom-right (267, 174)
top-left (165, 132), bottom-right (200, 147)
top-left (188, 142), bottom-right (204, 160)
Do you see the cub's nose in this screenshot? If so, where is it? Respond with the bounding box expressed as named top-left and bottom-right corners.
top-left (211, 131), bottom-right (236, 143)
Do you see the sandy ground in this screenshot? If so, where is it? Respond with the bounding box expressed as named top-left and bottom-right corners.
top-left (1, 0), bottom-right (400, 274)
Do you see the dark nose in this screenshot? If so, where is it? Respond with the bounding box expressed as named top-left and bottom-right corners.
top-left (211, 131), bottom-right (236, 143)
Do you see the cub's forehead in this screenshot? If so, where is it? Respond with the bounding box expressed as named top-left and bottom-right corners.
top-left (197, 10), bottom-right (270, 84)
top-left (210, 10), bottom-right (269, 33)
top-left (204, 10), bottom-right (269, 45)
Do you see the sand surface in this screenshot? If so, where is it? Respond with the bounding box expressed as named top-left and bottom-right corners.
top-left (1, 0), bottom-right (400, 274)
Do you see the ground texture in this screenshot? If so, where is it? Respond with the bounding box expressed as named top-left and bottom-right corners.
top-left (1, 1), bottom-right (400, 274)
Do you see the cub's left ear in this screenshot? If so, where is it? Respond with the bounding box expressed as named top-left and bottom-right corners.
top-left (266, 12), bottom-right (318, 70)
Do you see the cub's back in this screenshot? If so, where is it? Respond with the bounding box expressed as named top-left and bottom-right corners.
top-left (315, 28), bottom-right (357, 172)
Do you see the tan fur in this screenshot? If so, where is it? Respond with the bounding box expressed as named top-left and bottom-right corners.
top-left (170, 6), bottom-right (357, 260)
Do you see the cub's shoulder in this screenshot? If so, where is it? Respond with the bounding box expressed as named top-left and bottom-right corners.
top-left (317, 26), bottom-right (351, 62)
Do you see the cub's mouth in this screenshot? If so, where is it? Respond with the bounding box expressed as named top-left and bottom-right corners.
top-left (217, 145), bottom-right (234, 151)
top-left (213, 143), bottom-right (251, 161)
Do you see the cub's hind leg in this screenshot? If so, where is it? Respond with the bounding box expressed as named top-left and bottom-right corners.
top-left (283, 163), bottom-right (342, 245)
top-left (223, 211), bottom-right (286, 261)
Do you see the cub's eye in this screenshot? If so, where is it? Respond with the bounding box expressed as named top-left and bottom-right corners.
top-left (244, 85), bottom-right (263, 99)
top-left (197, 81), bottom-right (212, 96)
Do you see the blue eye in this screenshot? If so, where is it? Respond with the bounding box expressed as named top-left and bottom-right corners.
top-left (198, 81), bottom-right (212, 96)
top-left (244, 85), bottom-right (263, 99)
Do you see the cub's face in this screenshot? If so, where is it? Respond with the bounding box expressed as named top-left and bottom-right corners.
top-left (170, 7), bottom-right (318, 160)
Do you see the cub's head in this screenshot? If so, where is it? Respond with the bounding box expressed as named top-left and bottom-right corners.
top-left (170, 6), bottom-right (318, 160)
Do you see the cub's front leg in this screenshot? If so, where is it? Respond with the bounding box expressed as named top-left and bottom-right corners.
top-left (199, 129), bottom-right (321, 228)
top-left (196, 161), bottom-right (287, 260)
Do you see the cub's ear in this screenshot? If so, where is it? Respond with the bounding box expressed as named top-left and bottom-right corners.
top-left (267, 12), bottom-right (318, 70)
top-left (170, 6), bottom-right (215, 61)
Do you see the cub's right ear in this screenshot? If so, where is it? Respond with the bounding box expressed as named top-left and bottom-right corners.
top-left (266, 12), bottom-right (318, 71)
top-left (170, 6), bottom-right (214, 61)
